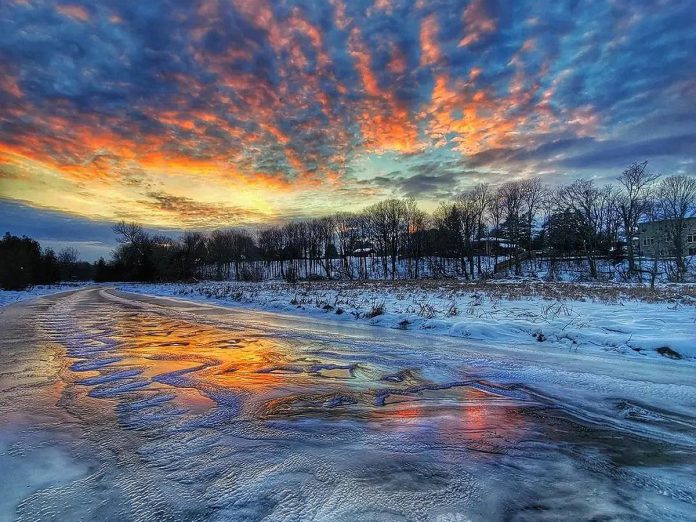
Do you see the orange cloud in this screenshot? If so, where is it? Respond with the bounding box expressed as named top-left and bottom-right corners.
top-left (330, 0), bottom-right (350, 30)
top-left (420, 14), bottom-right (441, 67)
top-left (0, 73), bottom-right (22, 98)
top-left (349, 27), bottom-right (420, 153)
top-left (425, 72), bottom-right (530, 154)
top-left (388, 43), bottom-right (407, 75)
top-left (458, 0), bottom-right (496, 47)
top-left (56, 4), bottom-right (90, 22)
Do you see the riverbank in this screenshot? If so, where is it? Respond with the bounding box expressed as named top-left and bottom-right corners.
top-left (116, 280), bottom-right (696, 363)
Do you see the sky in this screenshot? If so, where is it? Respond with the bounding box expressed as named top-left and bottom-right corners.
top-left (0, 0), bottom-right (695, 259)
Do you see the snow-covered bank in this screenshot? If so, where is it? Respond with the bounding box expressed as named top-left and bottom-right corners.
top-left (0, 283), bottom-right (92, 308)
top-left (118, 280), bottom-right (696, 362)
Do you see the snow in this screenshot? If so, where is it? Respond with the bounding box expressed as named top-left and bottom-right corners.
top-left (117, 280), bottom-right (696, 362)
top-left (0, 283), bottom-right (92, 308)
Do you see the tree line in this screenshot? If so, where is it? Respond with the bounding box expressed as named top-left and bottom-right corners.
top-left (1, 164), bottom-right (692, 290)
top-left (95, 164), bottom-right (696, 284)
top-left (0, 234), bottom-right (93, 290)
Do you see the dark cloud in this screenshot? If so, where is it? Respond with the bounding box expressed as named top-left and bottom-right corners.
top-left (0, 199), bottom-right (117, 260)
top-left (464, 132), bottom-right (696, 178)
top-left (357, 158), bottom-right (485, 199)
top-left (559, 133), bottom-right (696, 169)
top-left (395, 171), bottom-right (463, 198)
top-left (465, 137), bottom-right (597, 168)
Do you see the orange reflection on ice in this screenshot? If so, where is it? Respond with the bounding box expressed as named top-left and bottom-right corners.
top-left (369, 385), bottom-right (527, 450)
top-left (113, 313), bottom-right (302, 400)
top-left (437, 386), bottom-right (527, 449)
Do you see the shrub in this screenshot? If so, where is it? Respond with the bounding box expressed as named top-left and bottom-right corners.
top-left (656, 346), bottom-right (681, 359)
top-left (366, 301), bottom-right (385, 318)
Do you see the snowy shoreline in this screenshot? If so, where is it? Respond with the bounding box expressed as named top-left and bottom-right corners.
top-left (116, 280), bottom-right (696, 363)
top-left (0, 282), bottom-right (91, 308)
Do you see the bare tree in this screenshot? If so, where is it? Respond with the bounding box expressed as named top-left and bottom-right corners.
top-left (521, 178), bottom-right (545, 268)
top-left (208, 230), bottom-right (234, 279)
top-left (657, 175), bottom-right (696, 279)
top-left (404, 198), bottom-right (427, 278)
top-left (308, 217), bottom-right (335, 278)
top-left (365, 199), bottom-right (408, 279)
top-left (113, 221), bottom-right (145, 245)
top-left (258, 226), bottom-right (286, 279)
top-left (179, 232), bottom-right (206, 280)
top-left (498, 181), bottom-right (526, 275)
top-left (488, 190), bottom-right (505, 272)
top-left (333, 212), bottom-right (358, 279)
top-left (433, 202), bottom-right (464, 277)
top-left (616, 161), bottom-right (659, 276)
top-left (228, 230), bottom-right (254, 280)
top-left (57, 247), bottom-right (79, 265)
top-left (557, 180), bottom-right (615, 279)
top-left (469, 184), bottom-right (489, 275)
top-left (639, 194), bottom-right (665, 289)
top-left (112, 221), bottom-right (154, 280)
top-left (352, 212), bottom-right (372, 279)
top-left (538, 187), bottom-right (559, 277)
top-left (282, 222), bottom-right (305, 280)
top-left (454, 192), bottom-right (478, 278)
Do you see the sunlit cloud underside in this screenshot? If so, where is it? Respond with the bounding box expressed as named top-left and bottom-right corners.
top-left (0, 0), bottom-right (694, 227)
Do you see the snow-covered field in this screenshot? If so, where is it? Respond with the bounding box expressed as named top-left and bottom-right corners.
top-left (118, 280), bottom-right (696, 362)
top-left (0, 282), bottom-right (91, 308)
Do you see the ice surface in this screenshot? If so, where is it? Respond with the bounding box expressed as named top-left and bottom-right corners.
top-left (0, 429), bottom-right (90, 522)
top-left (0, 287), bottom-right (694, 521)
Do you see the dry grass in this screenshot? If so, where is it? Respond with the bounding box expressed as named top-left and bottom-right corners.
top-left (270, 279), bottom-right (696, 305)
top-left (167, 278), bottom-right (695, 331)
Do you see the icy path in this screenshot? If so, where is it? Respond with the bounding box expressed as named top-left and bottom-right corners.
top-left (0, 288), bottom-right (695, 521)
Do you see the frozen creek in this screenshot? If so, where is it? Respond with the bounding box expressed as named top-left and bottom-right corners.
top-left (0, 287), bottom-right (695, 521)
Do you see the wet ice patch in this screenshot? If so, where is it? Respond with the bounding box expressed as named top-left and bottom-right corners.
top-left (0, 429), bottom-right (89, 521)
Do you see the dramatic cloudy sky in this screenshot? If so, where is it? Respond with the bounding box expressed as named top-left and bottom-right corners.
top-left (0, 0), bottom-right (694, 257)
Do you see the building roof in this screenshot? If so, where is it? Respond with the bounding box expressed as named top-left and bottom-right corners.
top-left (638, 216), bottom-right (696, 226)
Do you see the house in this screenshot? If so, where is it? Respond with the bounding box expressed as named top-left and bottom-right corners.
top-left (637, 217), bottom-right (696, 257)
top-left (473, 237), bottom-right (516, 256)
top-left (352, 247), bottom-right (375, 258)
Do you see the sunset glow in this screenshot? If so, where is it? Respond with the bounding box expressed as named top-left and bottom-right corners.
top-left (0, 0), bottom-right (694, 231)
